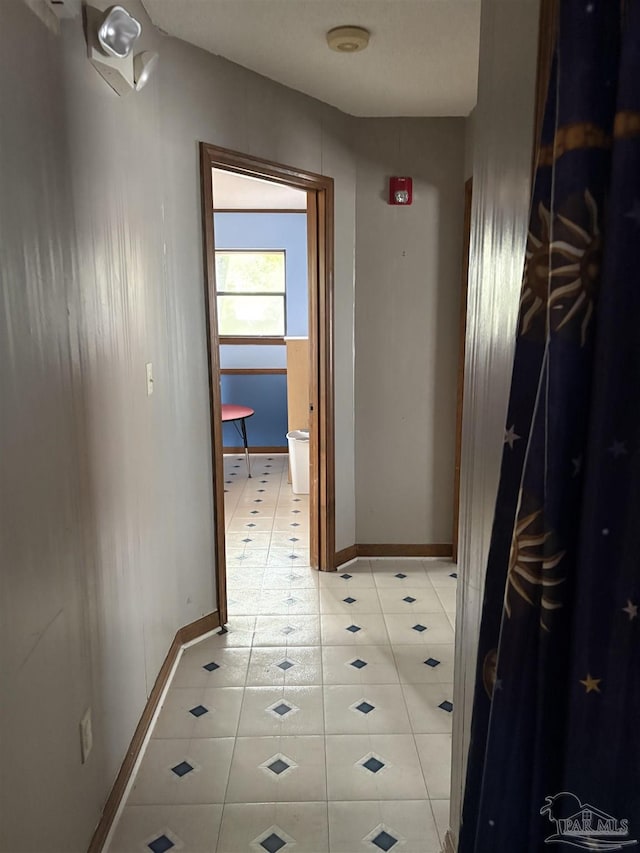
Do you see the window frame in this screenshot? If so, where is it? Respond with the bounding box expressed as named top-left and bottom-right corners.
top-left (215, 248), bottom-right (287, 341)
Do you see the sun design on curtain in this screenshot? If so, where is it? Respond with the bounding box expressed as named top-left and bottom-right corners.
top-left (519, 190), bottom-right (601, 345)
top-left (505, 499), bottom-right (566, 631)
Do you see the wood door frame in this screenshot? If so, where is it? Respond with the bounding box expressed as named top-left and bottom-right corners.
top-left (452, 177), bottom-right (473, 563)
top-left (199, 143), bottom-right (336, 626)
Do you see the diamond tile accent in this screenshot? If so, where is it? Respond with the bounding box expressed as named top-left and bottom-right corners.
top-left (439, 700), bottom-right (454, 712)
top-left (289, 537), bottom-right (299, 543)
top-left (281, 626), bottom-right (296, 635)
top-left (288, 555), bottom-right (299, 560)
top-left (247, 523), bottom-right (257, 528)
top-left (412, 624), bottom-right (427, 633)
top-left (395, 573), bottom-right (407, 579)
top-left (277, 659), bottom-right (295, 671)
top-left (188, 704), bottom-right (208, 718)
top-left (242, 538), bottom-right (253, 543)
top-left (341, 573), bottom-right (353, 580)
top-left (346, 624), bottom-right (361, 633)
top-left (356, 701), bottom-right (375, 715)
top-left (170, 760), bottom-right (193, 778)
top-left (260, 833), bottom-right (287, 853)
top-left (284, 597), bottom-right (298, 605)
top-left (291, 523), bottom-right (300, 527)
top-left (362, 756), bottom-right (385, 774)
top-left (372, 830), bottom-right (398, 851)
top-left (350, 658), bottom-right (368, 669)
top-left (203, 662), bottom-right (220, 672)
top-left (403, 596), bottom-right (416, 604)
top-left (267, 758), bottom-right (290, 775)
top-left (251, 510), bottom-right (260, 515)
top-left (424, 657), bottom-right (441, 668)
top-left (272, 703), bottom-right (292, 717)
top-left (343, 597), bottom-right (357, 605)
top-left (148, 835), bottom-right (175, 853)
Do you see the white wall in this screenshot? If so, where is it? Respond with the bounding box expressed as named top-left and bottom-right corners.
top-left (0, 2), bottom-right (356, 850)
top-left (449, 0), bottom-right (540, 843)
top-left (355, 119), bottom-right (466, 545)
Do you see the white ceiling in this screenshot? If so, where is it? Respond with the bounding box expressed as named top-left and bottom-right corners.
top-left (212, 169), bottom-right (307, 209)
top-left (142, 0), bottom-right (481, 117)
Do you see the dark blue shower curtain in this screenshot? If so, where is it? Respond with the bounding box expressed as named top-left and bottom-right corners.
top-left (459, 2), bottom-right (640, 850)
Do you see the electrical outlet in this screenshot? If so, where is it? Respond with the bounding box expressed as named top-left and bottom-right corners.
top-left (146, 362), bottom-right (154, 396)
top-left (80, 708), bottom-right (93, 764)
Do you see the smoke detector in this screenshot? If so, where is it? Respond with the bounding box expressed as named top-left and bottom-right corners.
top-left (326, 26), bottom-right (370, 53)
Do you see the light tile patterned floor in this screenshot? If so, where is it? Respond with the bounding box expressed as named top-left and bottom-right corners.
top-left (108, 454), bottom-right (456, 853)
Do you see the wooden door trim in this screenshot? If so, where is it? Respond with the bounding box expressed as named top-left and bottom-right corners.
top-left (200, 144), bottom-right (229, 626)
top-left (317, 188), bottom-right (336, 569)
top-left (219, 368), bottom-right (287, 375)
top-left (199, 143), bottom-right (336, 628)
top-left (307, 192), bottom-right (320, 567)
top-left (452, 178), bottom-right (473, 563)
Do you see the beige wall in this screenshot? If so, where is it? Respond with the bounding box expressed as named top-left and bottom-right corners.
top-left (449, 0), bottom-right (540, 844)
top-left (0, 2), bottom-right (355, 850)
top-left (355, 119), bottom-right (466, 545)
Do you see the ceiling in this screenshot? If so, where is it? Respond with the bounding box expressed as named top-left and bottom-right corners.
top-left (212, 169), bottom-right (307, 210)
top-left (142, 0), bottom-right (481, 117)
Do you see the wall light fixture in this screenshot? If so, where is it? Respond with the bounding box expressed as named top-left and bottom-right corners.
top-left (97, 5), bottom-right (141, 58)
top-left (86, 5), bottom-right (158, 96)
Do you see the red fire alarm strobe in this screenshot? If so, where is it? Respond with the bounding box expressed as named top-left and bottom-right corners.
top-left (389, 176), bottom-right (413, 205)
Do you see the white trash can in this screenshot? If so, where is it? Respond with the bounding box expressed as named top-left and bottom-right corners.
top-left (287, 429), bottom-right (310, 494)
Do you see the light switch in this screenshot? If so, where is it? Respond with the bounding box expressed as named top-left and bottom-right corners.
top-left (146, 362), bottom-right (154, 396)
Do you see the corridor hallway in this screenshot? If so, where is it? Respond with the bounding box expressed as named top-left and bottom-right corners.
top-left (107, 455), bottom-right (456, 853)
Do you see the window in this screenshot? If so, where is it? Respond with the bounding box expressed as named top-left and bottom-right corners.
top-left (215, 250), bottom-right (286, 337)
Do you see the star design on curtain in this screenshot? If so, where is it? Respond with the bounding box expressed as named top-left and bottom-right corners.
top-left (579, 673), bottom-right (602, 693)
top-left (504, 425), bottom-right (521, 449)
top-left (622, 600), bottom-right (638, 620)
top-left (625, 198), bottom-right (640, 227)
top-left (519, 191), bottom-right (601, 345)
top-left (608, 439), bottom-right (628, 458)
top-left (505, 499), bottom-right (566, 631)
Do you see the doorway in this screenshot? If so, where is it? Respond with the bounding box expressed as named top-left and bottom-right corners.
top-left (199, 144), bottom-right (336, 626)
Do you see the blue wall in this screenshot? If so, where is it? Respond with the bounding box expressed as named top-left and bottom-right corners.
top-left (214, 212), bottom-right (308, 336)
top-left (215, 213), bottom-right (307, 448)
top-left (221, 374), bottom-right (288, 448)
